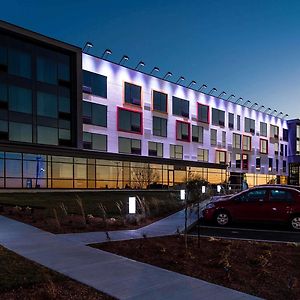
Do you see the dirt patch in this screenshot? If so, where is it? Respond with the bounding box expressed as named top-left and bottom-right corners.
top-left (91, 235), bottom-right (300, 300)
top-left (0, 245), bottom-right (115, 299)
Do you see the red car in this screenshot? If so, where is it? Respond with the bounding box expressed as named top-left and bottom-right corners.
top-left (202, 185), bottom-right (300, 230)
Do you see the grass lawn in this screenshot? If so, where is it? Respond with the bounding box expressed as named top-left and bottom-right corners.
top-left (91, 236), bottom-right (300, 300)
top-left (0, 245), bottom-right (115, 299)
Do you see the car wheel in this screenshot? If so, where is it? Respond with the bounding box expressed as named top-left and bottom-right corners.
top-left (291, 216), bottom-right (300, 231)
top-left (215, 211), bottom-right (230, 226)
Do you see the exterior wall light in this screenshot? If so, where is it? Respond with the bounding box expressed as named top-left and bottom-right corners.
top-left (129, 196), bottom-right (136, 214)
top-left (150, 67), bottom-right (160, 74)
top-left (101, 49), bottom-right (112, 58)
top-left (208, 88), bottom-right (217, 95)
top-left (119, 55), bottom-right (129, 65)
top-left (83, 42), bottom-right (93, 53)
top-left (176, 76), bottom-right (185, 84)
top-left (163, 72), bottom-right (173, 79)
top-left (198, 84), bottom-right (207, 92)
top-left (187, 80), bottom-right (196, 88)
top-left (218, 91), bottom-right (227, 98)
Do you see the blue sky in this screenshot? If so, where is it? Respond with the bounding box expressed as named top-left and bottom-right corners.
top-left (1, 0), bottom-right (300, 118)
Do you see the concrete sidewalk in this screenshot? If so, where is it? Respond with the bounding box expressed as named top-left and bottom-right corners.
top-left (0, 216), bottom-right (261, 300)
top-left (59, 200), bottom-right (210, 245)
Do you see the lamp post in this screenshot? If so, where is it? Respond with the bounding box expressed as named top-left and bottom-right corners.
top-left (163, 72), bottom-right (173, 79)
top-left (83, 42), bottom-right (93, 53)
top-left (227, 94), bottom-right (235, 101)
top-left (243, 100), bottom-right (251, 107)
top-left (218, 91), bottom-right (226, 98)
top-left (187, 80), bottom-right (196, 88)
top-left (198, 84), bottom-right (207, 92)
top-left (176, 76), bottom-right (185, 84)
top-left (264, 107), bottom-right (271, 113)
top-left (101, 49), bottom-right (112, 59)
top-left (257, 105), bottom-right (265, 111)
top-left (250, 102), bottom-right (258, 109)
top-left (135, 61), bottom-right (145, 70)
top-left (119, 55), bottom-right (129, 65)
top-left (235, 97), bottom-right (243, 104)
top-left (150, 67), bottom-right (160, 75)
top-left (282, 114), bottom-right (289, 119)
top-left (270, 109), bottom-right (277, 116)
top-left (208, 87), bottom-right (217, 95)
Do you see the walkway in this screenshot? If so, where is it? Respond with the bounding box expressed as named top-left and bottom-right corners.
top-left (60, 200), bottom-right (210, 244)
top-left (0, 215), bottom-right (261, 300)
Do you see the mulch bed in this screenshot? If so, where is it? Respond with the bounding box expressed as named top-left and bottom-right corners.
top-left (91, 235), bottom-right (300, 300)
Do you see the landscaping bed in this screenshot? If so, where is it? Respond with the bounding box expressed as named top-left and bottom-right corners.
top-left (0, 191), bottom-right (182, 233)
top-left (91, 236), bottom-right (300, 300)
top-left (0, 245), bottom-right (115, 299)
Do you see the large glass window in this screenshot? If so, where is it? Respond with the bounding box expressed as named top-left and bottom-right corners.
top-left (153, 90), bottom-right (167, 112)
top-left (153, 116), bottom-right (167, 137)
top-left (212, 108), bottom-right (225, 126)
top-left (82, 101), bottom-right (107, 127)
top-left (198, 148), bottom-right (209, 162)
top-left (270, 124), bottom-right (279, 139)
top-left (119, 137), bottom-right (141, 155)
top-left (8, 48), bottom-right (31, 79)
top-left (283, 128), bottom-right (288, 142)
top-left (148, 141), bottom-right (163, 157)
top-left (242, 154), bottom-right (249, 170)
top-left (37, 126), bottom-right (58, 145)
top-left (260, 122), bottom-right (267, 137)
top-left (9, 122), bottom-right (32, 143)
top-left (243, 135), bottom-right (251, 151)
top-left (235, 153), bottom-right (241, 169)
top-left (176, 121), bottom-right (190, 142)
top-left (37, 56), bottom-right (57, 84)
top-left (124, 82), bottom-right (141, 106)
top-left (210, 129), bottom-right (217, 146)
top-left (233, 133), bottom-right (241, 149)
top-left (118, 107), bottom-right (142, 133)
top-left (198, 103), bottom-right (209, 123)
top-left (245, 117), bottom-right (255, 134)
top-left (237, 115), bottom-right (240, 131)
top-left (37, 91), bottom-right (57, 118)
top-left (192, 125), bottom-right (203, 143)
top-left (83, 132), bottom-right (107, 151)
top-left (172, 96), bottom-right (189, 118)
top-left (260, 139), bottom-right (268, 154)
top-left (228, 113), bottom-right (234, 129)
top-left (9, 86), bottom-right (32, 114)
top-left (170, 144), bottom-right (183, 159)
top-left (83, 70), bottom-right (107, 98)
top-left (216, 150), bottom-right (226, 164)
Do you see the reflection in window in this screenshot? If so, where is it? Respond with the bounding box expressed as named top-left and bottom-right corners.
top-left (8, 48), bottom-right (31, 79)
top-left (82, 101), bottom-right (107, 127)
top-left (37, 126), bottom-right (58, 145)
top-left (153, 116), bottom-right (167, 137)
top-left (172, 96), bottom-right (189, 117)
top-left (153, 90), bottom-right (167, 112)
top-left (198, 104), bottom-right (209, 123)
top-left (83, 132), bottom-right (107, 151)
top-left (119, 137), bottom-right (141, 155)
top-left (148, 141), bottom-right (163, 157)
top-left (176, 121), bottom-right (190, 142)
top-left (197, 148), bottom-right (208, 162)
top-left (118, 107), bottom-right (142, 133)
top-left (124, 82), bottom-right (141, 106)
top-left (192, 125), bottom-right (203, 143)
top-left (37, 91), bottom-right (57, 118)
top-left (212, 108), bottom-right (225, 126)
top-left (83, 70), bottom-right (107, 98)
top-left (170, 144), bottom-right (183, 159)
top-left (9, 86), bottom-right (32, 114)
top-left (9, 122), bottom-right (32, 143)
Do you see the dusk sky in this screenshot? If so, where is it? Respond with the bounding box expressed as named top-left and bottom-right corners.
top-left (1, 0), bottom-right (300, 118)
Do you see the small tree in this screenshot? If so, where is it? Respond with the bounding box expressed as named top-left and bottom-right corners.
top-left (132, 166), bottom-right (159, 189)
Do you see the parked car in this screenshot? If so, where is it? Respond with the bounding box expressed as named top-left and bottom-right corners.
top-left (202, 185), bottom-right (300, 230)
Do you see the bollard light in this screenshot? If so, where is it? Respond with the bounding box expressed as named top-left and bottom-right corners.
top-left (201, 186), bottom-right (206, 194)
top-left (180, 189), bottom-right (185, 200)
top-left (129, 196), bottom-right (136, 214)
top-left (217, 185), bottom-right (221, 193)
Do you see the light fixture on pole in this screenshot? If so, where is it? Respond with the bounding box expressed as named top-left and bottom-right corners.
top-left (282, 114), bottom-right (289, 119)
top-left (271, 109), bottom-right (277, 115)
top-left (187, 80), bottom-right (196, 88)
top-left (208, 87), bottom-right (217, 95)
top-left (163, 72), bottom-right (173, 79)
top-left (243, 100), bottom-right (251, 106)
top-left (135, 61), bottom-right (145, 70)
top-left (150, 67), bottom-right (160, 75)
top-left (83, 42), bottom-right (93, 53)
top-left (198, 84), bottom-right (207, 92)
top-left (176, 76), bottom-right (185, 84)
top-left (101, 49), bottom-right (112, 58)
top-left (227, 94), bottom-right (235, 101)
top-left (235, 97), bottom-right (243, 104)
top-left (119, 55), bottom-right (129, 65)
top-left (264, 107), bottom-right (271, 113)
top-left (218, 91), bottom-right (226, 98)
top-left (276, 112), bottom-right (283, 118)
top-left (250, 102), bottom-right (258, 109)
top-left (257, 105), bottom-right (265, 111)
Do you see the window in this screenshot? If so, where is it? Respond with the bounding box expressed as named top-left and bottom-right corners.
top-left (9, 86), bottom-right (32, 114)
top-left (37, 91), bottom-right (57, 118)
top-left (37, 126), bottom-right (58, 145)
top-left (269, 158), bottom-right (273, 171)
top-left (276, 159), bottom-right (279, 172)
top-left (280, 144), bottom-right (284, 156)
top-left (124, 82), bottom-right (141, 106)
top-left (235, 154), bottom-right (241, 169)
top-left (8, 48), bottom-right (31, 79)
top-left (59, 89), bottom-right (71, 114)
top-left (148, 141), bottom-right (163, 157)
top-left (283, 128), bottom-right (288, 142)
top-left (243, 135), bottom-right (251, 151)
top-left (210, 129), bottom-right (217, 146)
top-left (212, 108), bottom-right (225, 126)
top-left (222, 131), bottom-right (226, 147)
top-left (283, 160), bottom-right (287, 172)
top-left (233, 133), bottom-right (241, 149)
top-left (37, 56), bottom-right (57, 84)
top-left (256, 157), bottom-right (261, 170)
top-left (237, 115), bottom-right (240, 131)
top-left (83, 132), bottom-right (107, 151)
top-left (274, 142), bottom-right (279, 155)
top-left (238, 189), bottom-right (267, 202)
top-left (228, 113), bottom-right (234, 129)
top-left (83, 70), bottom-right (107, 98)
top-left (270, 189), bottom-right (293, 202)
top-left (119, 137), bottom-right (141, 155)
top-left (153, 90), bottom-right (167, 112)
top-left (285, 145), bottom-right (288, 157)
top-left (172, 96), bottom-right (189, 117)
top-left (118, 107), bottom-right (142, 133)
top-left (153, 116), bottom-right (167, 137)
top-left (9, 122), bottom-right (32, 143)
top-left (170, 144), bottom-right (183, 159)
top-left (176, 121), bottom-right (190, 142)
top-left (242, 154), bottom-right (248, 170)
top-left (270, 125), bottom-right (279, 139)
top-left (216, 150), bottom-right (226, 164)
top-left (245, 117), bottom-right (255, 134)
top-left (192, 125), bottom-right (203, 143)
top-left (82, 102), bottom-right (107, 127)
top-left (198, 149), bottom-right (209, 162)
top-left (260, 122), bottom-right (267, 137)
top-left (260, 139), bottom-right (268, 154)
top-left (198, 103), bottom-right (209, 123)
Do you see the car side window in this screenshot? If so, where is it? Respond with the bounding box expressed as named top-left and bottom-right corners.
top-left (269, 189), bottom-right (294, 203)
top-left (238, 189), bottom-right (267, 202)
